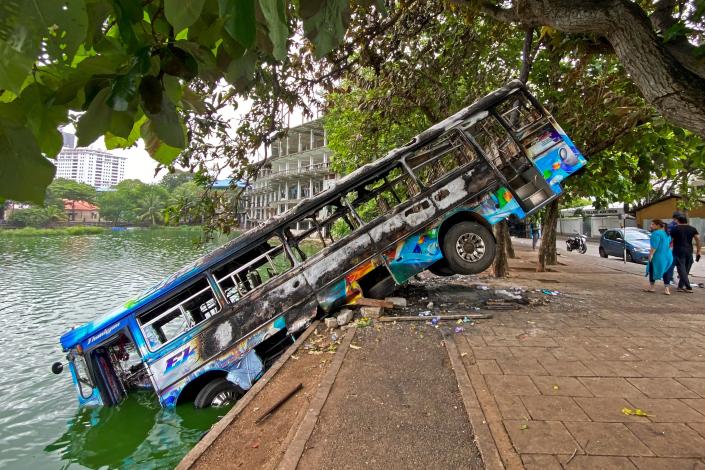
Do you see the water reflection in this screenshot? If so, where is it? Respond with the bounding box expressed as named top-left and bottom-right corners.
top-left (45, 394), bottom-right (227, 469)
top-left (0, 229), bottom-right (226, 469)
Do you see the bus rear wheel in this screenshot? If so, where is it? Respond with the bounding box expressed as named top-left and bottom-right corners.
top-left (194, 378), bottom-right (242, 409)
top-left (442, 221), bottom-right (496, 275)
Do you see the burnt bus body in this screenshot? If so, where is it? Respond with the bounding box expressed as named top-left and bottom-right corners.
top-left (57, 80), bottom-right (585, 409)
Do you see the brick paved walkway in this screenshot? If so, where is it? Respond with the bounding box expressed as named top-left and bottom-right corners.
top-left (453, 244), bottom-right (705, 469)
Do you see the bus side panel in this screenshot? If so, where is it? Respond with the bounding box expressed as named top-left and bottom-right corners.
top-left (315, 257), bottom-right (385, 312)
top-left (470, 187), bottom-right (526, 225)
top-left (157, 298), bottom-right (318, 407)
top-left (145, 273), bottom-right (312, 397)
top-left (302, 233), bottom-right (380, 301)
top-left (385, 226), bottom-right (443, 283)
top-left (522, 121), bottom-right (586, 194)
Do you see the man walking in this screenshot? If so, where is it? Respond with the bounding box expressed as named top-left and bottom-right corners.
top-left (670, 214), bottom-right (702, 293)
top-left (530, 220), bottom-right (540, 251)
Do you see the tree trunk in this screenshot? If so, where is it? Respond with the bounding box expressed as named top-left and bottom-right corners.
top-left (537, 199), bottom-right (560, 272)
top-left (493, 221), bottom-right (510, 277)
top-left (475, 0), bottom-right (705, 139)
top-left (503, 220), bottom-right (516, 258)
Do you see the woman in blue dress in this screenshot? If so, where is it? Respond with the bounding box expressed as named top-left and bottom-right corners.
top-left (645, 219), bottom-right (673, 295)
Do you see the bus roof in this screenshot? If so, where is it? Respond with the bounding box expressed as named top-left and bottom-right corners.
top-left (59, 80), bottom-right (525, 351)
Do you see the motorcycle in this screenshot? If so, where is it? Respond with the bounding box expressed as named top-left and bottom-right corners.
top-left (566, 233), bottom-right (587, 254)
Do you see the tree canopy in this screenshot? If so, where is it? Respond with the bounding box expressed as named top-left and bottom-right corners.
top-left (0, 0), bottom-right (382, 204)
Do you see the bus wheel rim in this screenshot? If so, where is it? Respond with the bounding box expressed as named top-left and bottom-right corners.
top-left (211, 390), bottom-right (237, 407)
top-left (456, 233), bottom-right (485, 262)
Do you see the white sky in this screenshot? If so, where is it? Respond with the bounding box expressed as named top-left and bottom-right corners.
top-left (63, 101), bottom-right (315, 184)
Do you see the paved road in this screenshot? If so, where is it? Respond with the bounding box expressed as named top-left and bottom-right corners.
top-left (513, 236), bottom-right (705, 281)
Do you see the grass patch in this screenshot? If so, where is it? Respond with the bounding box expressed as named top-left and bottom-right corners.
top-left (0, 226), bottom-right (107, 237)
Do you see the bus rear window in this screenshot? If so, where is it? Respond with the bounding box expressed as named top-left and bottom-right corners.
top-left (138, 277), bottom-right (221, 350)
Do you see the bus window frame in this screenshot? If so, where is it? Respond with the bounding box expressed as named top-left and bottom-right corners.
top-left (137, 278), bottom-right (223, 353)
top-left (214, 234), bottom-right (295, 304)
top-left (402, 129), bottom-right (479, 191)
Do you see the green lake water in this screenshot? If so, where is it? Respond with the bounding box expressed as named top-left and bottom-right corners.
top-left (0, 229), bottom-right (233, 469)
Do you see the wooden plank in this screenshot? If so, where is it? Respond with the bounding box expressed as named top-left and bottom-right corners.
top-left (255, 383), bottom-right (304, 424)
top-left (354, 297), bottom-right (395, 309)
top-left (377, 313), bottom-right (492, 322)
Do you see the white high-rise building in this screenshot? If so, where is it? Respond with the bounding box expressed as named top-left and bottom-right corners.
top-left (55, 133), bottom-right (127, 189)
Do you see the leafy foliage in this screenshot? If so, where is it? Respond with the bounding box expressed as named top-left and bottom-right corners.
top-left (0, 0), bottom-right (372, 203)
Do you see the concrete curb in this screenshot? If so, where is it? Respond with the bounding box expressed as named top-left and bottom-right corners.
top-left (277, 326), bottom-right (357, 470)
top-left (176, 321), bottom-right (320, 470)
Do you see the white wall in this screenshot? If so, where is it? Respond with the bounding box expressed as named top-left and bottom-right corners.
top-left (557, 217), bottom-right (582, 235)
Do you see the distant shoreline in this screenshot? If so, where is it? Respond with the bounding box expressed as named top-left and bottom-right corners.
top-left (0, 225), bottom-right (207, 237)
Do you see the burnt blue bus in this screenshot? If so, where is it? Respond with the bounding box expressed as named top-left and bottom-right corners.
top-left (54, 80), bottom-right (586, 409)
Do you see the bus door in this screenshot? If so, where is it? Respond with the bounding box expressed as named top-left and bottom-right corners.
top-left (87, 329), bottom-right (151, 406)
top-left (461, 103), bottom-right (554, 215)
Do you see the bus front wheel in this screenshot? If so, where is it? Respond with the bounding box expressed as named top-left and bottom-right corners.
top-left (194, 378), bottom-right (243, 409)
top-left (442, 221), bottom-right (496, 275)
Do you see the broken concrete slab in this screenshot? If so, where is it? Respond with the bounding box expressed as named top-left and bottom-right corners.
top-left (385, 297), bottom-right (408, 308)
top-left (324, 317), bottom-right (339, 329)
top-left (336, 309), bottom-right (354, 326)
top-left (361, 306), bottom-right (384, 318)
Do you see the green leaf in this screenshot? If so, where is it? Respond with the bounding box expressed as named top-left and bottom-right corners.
top-left (107, 68), bottom-right (141, 111)
top-left (225, 49), bottom-right (257, 90)
top-left (175, 41), bottom-right (220, 81)
top-left (258, 0), bottom-right (288, 60)
top-left (143, 93), bottom-right (186, 149)
top-left (0, 39), bottom-right (34, 93)
top-left (76, 87), bottom-right (135, 145)
top-left (162, 75), bottom-right (183, 104)
top-left (0, 122), bottom-right (56, 204)
top-left (164, 0), bottom-right (206, 33)
top-left (219, 0), bottom-right (256, 48)
top-left (140, 118), bottom-right (183, 164)
top-left (300, 0), bottom-right (350, 58)
top-left (105, 114), bottom-right (145, 149)
top-left (20, 84), bottom-right (68, 157)
top-left (43, 0), bottom-right (89, 61)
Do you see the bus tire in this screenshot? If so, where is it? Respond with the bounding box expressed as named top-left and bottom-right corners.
top-left (442, 221), bottom-right (496, 275)
top-left (428, 259), bottom-right (455, 277)
top-left (194, 378), bottom-right (242, 409)
top-left (367, 276), bottom-right (396, 299)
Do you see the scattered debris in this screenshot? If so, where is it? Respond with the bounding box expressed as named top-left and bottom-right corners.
top-left (324, 317), bottom-right (339, 329)
top-left (418, 310), bottom-right (432, 317)
top-left (427, 301), bottom-right (435, 309)
top-left (349, 344), bottom-right (362, 350)
top-left (255, 383), bottom-right (304, 424)
top-left (519, 424), bottom-right (529, 430)
top-left (378, 313), bottom-right (492, 322)
top-left (385, 297), bottom-right (408, 308)
top-left (331, 332), bottom-right (339, 342)
top-left (541, 289), bottom-right (561, 296)
top-left (454, 326), bottom-right (464, 334)
top-left (494, 289), bottom-right (522, 300)
top-left (356, 317), bottom-right (372, 328)
top-left (622, 407), bottom-right (649, 417)
top-left (431, 317), bottom-right (440, 326)
top-left (361, 306), bottom-right (384, 318)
